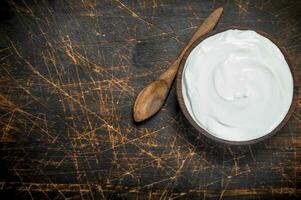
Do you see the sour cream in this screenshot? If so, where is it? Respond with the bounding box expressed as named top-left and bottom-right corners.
top-left (182, 29), bottom-right (293, 142)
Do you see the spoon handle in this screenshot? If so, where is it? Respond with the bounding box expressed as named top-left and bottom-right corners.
top-left (159, 7), bottom-right (223, 87)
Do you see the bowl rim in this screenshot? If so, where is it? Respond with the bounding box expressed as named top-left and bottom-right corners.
top-left (176, 27), bottom-right (299, 145)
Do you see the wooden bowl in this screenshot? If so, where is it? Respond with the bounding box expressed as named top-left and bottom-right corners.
top-left (176, 27), bottom-right (299, 145)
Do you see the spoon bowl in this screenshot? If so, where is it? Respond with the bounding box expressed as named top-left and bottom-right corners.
top-left (133, 79), bottom-right (169, 122)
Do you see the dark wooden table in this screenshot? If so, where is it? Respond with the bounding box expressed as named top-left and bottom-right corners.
top-left (0, 0), bottom-right (300, 199)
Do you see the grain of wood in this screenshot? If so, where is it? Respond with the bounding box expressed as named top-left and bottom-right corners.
top-left (0, 0), bottom-right (300, 199)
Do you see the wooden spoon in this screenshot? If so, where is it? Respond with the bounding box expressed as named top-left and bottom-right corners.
top-left (133, 7), bottom-right (224, 122)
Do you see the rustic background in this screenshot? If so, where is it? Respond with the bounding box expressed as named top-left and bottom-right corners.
top-left (0, 0), bottom-right (300, 199)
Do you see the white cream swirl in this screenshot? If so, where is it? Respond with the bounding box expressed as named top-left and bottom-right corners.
top-left (182, 29), bottom-right (293, 142)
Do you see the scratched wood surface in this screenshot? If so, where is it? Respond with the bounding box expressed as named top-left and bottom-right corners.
top-left (0, 0), bottom-right (300, 199)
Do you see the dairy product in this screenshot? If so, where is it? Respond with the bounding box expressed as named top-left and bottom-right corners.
top-left (182, 29), bottom-right (293, 141)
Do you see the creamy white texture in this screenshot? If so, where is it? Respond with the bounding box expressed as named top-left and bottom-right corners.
top-left (182, 29), bottom-right (293, 142)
